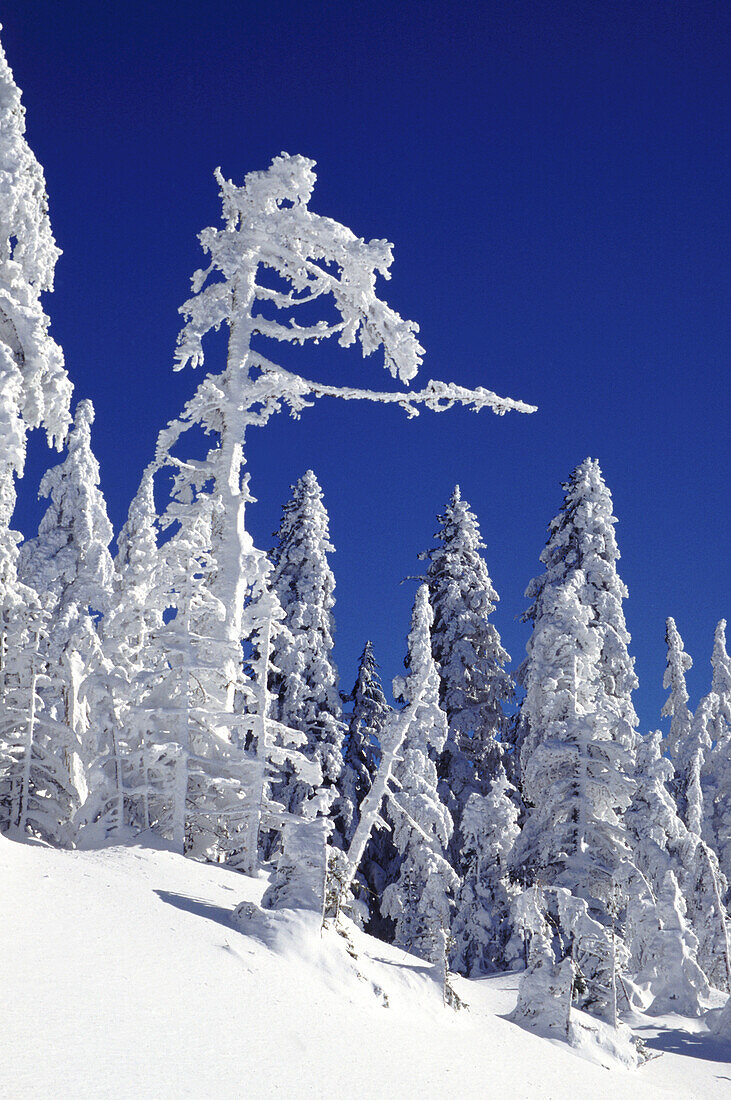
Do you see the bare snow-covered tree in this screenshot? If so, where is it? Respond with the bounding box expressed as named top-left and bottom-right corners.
top-left (170, 152), bottom-right (534, 736)
top-left (422, 486), bottom-right (514, 837)
top-left (270, 470), bottom-right (342, 819)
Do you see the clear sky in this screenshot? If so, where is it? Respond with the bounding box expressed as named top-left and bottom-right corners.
top-left (4, 1), bottom-right (729, 729)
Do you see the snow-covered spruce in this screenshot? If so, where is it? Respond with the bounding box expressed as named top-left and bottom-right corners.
top-left (514, 458), bottom-right (639, 781)
top-left (337, 639), bottom-right (388, 845)
top-left (450, 764), bottom-right (521, 975)
top-left (0, 29), bottom-right (71, 536)
top-left (661, 616), bottom-right (694, 764)
top-left (269, 470), bottom-right (343, 821)
top-left (381, 585), bottom-right (458, 966)
top-left (422, 486), bottom-right (514, 836)
top-left (17, 400), bottom-right (113, 827)
top-left (703, 619), bottom-right (731, 890)
top-left (511, 575), bottom-right (635, 918)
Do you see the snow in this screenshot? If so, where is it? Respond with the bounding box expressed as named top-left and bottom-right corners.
top-left (3, 835), bottom-right (729, 1098)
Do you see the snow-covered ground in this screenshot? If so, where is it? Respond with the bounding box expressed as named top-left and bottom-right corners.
top-left (3, 835), bottom-right (729, 1099)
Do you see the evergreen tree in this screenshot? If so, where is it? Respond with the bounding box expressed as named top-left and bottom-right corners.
top-left (381, 585), bottom-right (458, 964)
top-left (661, 616), bottom-right (693, 763)
top-left (337, 640), bottom-right (388, 845)
top-left (17, 400), bottom-right (113, 822)
top-left (270, 470), bottom-right (343, 818)
top-left (515, 459), bottom-right (639, 780)
top-left (423, 486), bottom-right (513, 826)
top-left (703, 620), bottom-right (731, 887)
top-left (450, 764), bottom-right (521, 975)
top-left (512, 576), bottom-right (635, 919)
top-left (0, 30), bottom-right (71, 525)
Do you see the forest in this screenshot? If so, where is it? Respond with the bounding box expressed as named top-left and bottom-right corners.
top-left (1, 22), bottom-right (729, 1070)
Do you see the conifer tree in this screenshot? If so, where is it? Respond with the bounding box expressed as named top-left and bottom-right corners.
top-left (703, 620), bottom-right (731, 886)
top-left (423, 486), bottom-right (513, 825)
top-left (337, 640), bottom-right (388, 845)
top-left (0, 29), bottom-right (71, 526)
top-left (661, 616), bottom-right (693, 763)
top-left (450, 764), bottom-right (521, 975)
top-left (270, 470), bottom-right (342, 818)
top-left (17, 400), bottom-right (113, 822)
top-left (169, 152), bottom-right (531, 745)
top-left (515, 459), bottom-right (639, 780)
top-left (512, 579), bottom-right (635, 918)
top-left (381, 585), bottom-right (458, 964)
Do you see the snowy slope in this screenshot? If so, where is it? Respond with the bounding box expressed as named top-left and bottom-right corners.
top-left (3, 835), bottom-right (729, 1099)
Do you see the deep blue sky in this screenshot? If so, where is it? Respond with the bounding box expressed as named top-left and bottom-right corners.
top-left (4, 1), bottom-right (729, 729)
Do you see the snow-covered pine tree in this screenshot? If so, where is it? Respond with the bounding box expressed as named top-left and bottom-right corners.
top-left (514, 459), bottom-right (639, 781)
top-left (269, 470), bottom-right (342, 820)
top-left (511, 577), bottom-right (635, 919)
top-left (641, 870), bottom-right (710, 1016)
top-left (337, 640), bottom-right (387, 846)
top-left (381, 585), bottom-right (458, 965)
top-left (703, 620), bottom-right (731, 887)
top-left (422, 486), bottom-right (514, 831)
top-left (625, 731), bottom-right (731, 992)
top-left (661, 616), bottom-right (693, 764)
top-left (17, 400), bottom-right (113, 826)
top-left (450, 763), bottom-right (521, 976)
top-left (0, 592), bottom-right (78, 844)
top-left (625, 730), bottom-right (685, 897)
top-left (0, 28), bottom-right (71, 531)
top-left (80, 467), bottom-right (166, 836)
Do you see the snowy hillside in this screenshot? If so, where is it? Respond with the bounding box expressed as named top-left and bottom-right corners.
top-left (3, 836), bottom-right (729, 1099)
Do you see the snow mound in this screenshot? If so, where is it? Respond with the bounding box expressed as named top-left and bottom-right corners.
top-left (3, 835), bottom-right (730, 1099)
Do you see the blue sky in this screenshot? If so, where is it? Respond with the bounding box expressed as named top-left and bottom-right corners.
top-left (4, 1), bottom-right (729, 728)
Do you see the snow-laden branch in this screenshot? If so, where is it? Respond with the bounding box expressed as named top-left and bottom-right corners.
top-left (253, 359), bottom-right (537, 418)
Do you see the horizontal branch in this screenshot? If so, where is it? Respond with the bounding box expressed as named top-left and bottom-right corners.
top-left (260, 366), bottom-right (537, 417)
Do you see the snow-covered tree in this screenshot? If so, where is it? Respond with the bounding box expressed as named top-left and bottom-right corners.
top-left (512, 577), bottom-right (635, 918)
top-left (169, 152), bottom-right (533, 737)
top-left (79, 467), bottom-right (166, 837)
top-left (381, 585), bottom-right (458, 964)
top-left (661, 616), bottom-right (693, 763)
top-left (16, 400), bottom-right (113, 827)
top-left (703, 620), bottom-right (731, 885)
top-left (515, 459), bottom-right (639, 779)
top-left (270, 470), bottom-right (342, 818)
top-left (336, 640), bottom-right (388, 846)
top-left (423, 486), bottom-right (513, 828)
top-left (639, 870), bottom-right (710, 1016)
top-left (0, 596), bottom-right (78, 844)
top-left (450, 764), bottom-right (521, 975)
top-left (0, 29), bottom-right (71, 530)
top-left (625, 730), bottom-right (685, 897)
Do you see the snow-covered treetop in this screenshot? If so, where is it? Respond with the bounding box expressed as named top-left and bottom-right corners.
top-left (0, 32), bottom-right (59, 289)
top-left (175, 152), bottom-right (424, 384)
top-left (20, 399), bottom-right (113, 629)
top-left (0, 28), bottom-right (71, 455)
top-left (710, 619), bottom-right (731, 746)
top-left (662, 616), bottom-right (693, 759)
top-left (522, 457), bottom-right (638, 746)
top-left (393, 584), bottom-right (446, 751)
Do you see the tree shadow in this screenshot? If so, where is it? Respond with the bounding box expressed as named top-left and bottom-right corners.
top-left (369, 954), bottom-right (433, 977)
top-left (637, 1024), bottom-right (731, 1066)
top-left (154, 889), bottom-right (233, 930)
